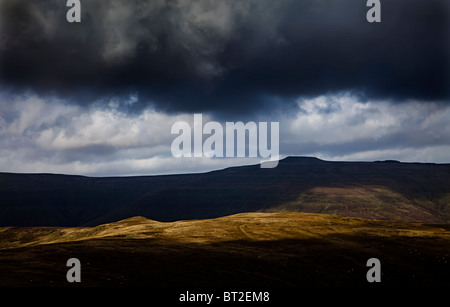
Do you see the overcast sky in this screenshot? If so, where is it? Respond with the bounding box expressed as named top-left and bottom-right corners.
top-left (0, 0), bottom-right (449, 176)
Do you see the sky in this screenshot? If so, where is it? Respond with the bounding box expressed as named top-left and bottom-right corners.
top-left (0, 0), bottom-right (449, 176)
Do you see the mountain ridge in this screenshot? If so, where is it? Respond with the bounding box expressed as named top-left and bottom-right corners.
top-left (1, 156), bottom-right (449, 227)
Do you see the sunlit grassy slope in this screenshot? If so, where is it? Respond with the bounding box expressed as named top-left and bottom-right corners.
top-left (1, 212), bottom-right (449, 287)
top-left (261, 186), bottom-right (449, 222)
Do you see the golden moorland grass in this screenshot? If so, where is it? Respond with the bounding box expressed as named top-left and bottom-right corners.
top-left (0, 212), bottom-right (449, 287)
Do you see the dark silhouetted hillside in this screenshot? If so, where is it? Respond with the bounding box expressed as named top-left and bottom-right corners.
top-left (0, 157), bottom-right (449, 226)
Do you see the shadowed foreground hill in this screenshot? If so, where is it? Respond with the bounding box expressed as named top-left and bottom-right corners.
top-left (0, 157), bottom-right (450, 226)
top-left (0, 212), bottom-right (449, 287)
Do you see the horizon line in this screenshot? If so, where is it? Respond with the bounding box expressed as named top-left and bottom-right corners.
top-left (0, 155), bottom-right (447, 178)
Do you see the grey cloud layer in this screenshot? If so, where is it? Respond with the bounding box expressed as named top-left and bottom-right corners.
top-left (1, 1), bottom-right (449, 175)
top-left (282, 95), bottom-right (450, 159)
top-left (0, 92), bottom-right (449, 176)
top-left (1, 0), bottom-right (448, 115)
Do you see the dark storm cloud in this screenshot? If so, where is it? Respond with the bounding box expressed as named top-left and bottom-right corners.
top-left (0, 0), bottom-right (448, 115)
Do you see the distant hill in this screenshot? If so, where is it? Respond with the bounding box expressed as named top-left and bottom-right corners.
top-left (0, 156), bottom-right (449, 226)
